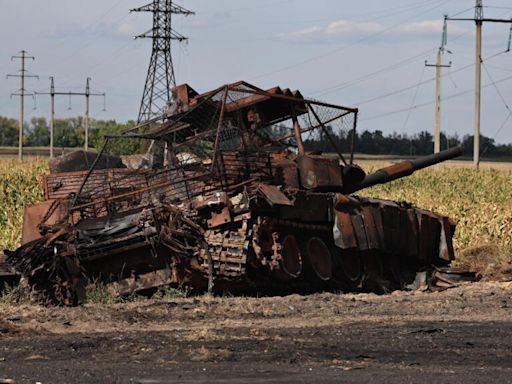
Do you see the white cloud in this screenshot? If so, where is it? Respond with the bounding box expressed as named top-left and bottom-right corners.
top-left (275, 26), bottom-right (323, 43)
top-left (325, 20), bottom-right (383, 36)
top-left (116, 23), bottom-right (136, 38)
top-left (274, 19), bottom-right (466, 43)
top-left (397, 20), bottom-right (443, 34)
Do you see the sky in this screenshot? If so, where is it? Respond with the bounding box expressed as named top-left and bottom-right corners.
top-left (2, 0), bottom-right (512, 143)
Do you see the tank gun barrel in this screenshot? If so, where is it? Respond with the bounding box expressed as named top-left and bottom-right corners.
top-left (343, 146), bottom-right (464, 194)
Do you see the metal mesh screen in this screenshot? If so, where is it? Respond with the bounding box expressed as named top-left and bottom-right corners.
top-left (70, 83), bottom-right (357, 219)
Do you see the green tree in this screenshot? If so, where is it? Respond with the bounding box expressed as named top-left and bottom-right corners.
top-left (26, 117), bottom-right (49, 146)
top-left (0, 117), bottom-right (19, 146)
top-left (54, 117), bottom-right (83, 148)
top-left (90, 119), bottom-right (147, 155)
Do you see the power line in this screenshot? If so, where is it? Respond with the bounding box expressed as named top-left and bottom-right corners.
top-left (248, 0), bottom-right (454, 81)
top-left (311, 7), bottom-right (480, 98)
top-left (449, 6), bottom-right (478, 17)
top-left (488, 111), bottom-right (512, 143)
top-left (482, 61), bottom-right (511, 114)
top-left (402, 66), bottom-right (427, 132)
top-left (310, 5), bottom-right (512, 100)
top-left (311, 48), bottom-right (437, 97)
top-left (86, 39), bottom-right (142, 74)
top-left (199, 0), bottom-right (298, 15)
top-left (52, 12), bottom-right (132, 71)
top-left (360, 72), bottom-right (512, 122)
top-left (356, 76), bottom-right (435, 106)
top-left (479, 61), bottom-right (512, 151)
top-left (225, 0), bottom-right (438, 28)
top-left (41, 0), bottom-right (128, 66)
top-left (484, 6), bottom-right (512, 10)
top-left (353, 50), bottom-right (505, 106)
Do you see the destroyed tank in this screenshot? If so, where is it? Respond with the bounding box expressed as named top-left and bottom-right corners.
top-left (6, 81), bottom-right (463, 305)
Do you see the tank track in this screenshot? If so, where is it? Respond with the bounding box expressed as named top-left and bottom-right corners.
top-left (199, 218), bottom-right (250, 280)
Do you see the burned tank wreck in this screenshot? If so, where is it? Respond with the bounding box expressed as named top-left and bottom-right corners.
top-left (6, 81), bottom-right (463, 305)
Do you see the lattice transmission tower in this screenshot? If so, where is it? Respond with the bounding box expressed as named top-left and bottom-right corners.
top-left (131, 1), bottom-right (194, 122)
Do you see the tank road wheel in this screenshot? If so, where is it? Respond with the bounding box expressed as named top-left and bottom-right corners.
top-left (306, 237), bottom-right (333, 281)
top-left (277, 234), bottom-right (302, 279)
top-left (252, 220), bottom-right (302, 281)
top-left (338, 249), bottom-right (362, 283)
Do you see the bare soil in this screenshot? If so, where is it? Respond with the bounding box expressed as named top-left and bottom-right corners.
top-left (1, 282), bottom-right (512, 383)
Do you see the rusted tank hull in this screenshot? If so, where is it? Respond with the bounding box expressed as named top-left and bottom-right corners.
top-left (5, 81), bottom-right (464, 305)
top-left (7, 188), bottom-right (454, 304)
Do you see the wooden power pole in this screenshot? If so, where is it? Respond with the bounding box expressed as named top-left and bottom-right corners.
top-left (447, 0), bottom-right (512, 168)
top-left (36, 77), bottom-right (105, 156)
top-left (7, 50), bottom-right (38, 160)
top-left (426, 16), bottom-right (451, 154)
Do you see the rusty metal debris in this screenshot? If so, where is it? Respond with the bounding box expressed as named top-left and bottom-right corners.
top-left (0, 252), bottom-right (18, 288)
top-left (5, 81), bottom-right (466, 305)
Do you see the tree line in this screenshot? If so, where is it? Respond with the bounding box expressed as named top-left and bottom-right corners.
top-left (0, 116), bottom-right (131, 148)
top-left (1, 115), bottom-right (511, 158)
top-left (0, 116), bottom-right (141, 155)
top-left (303, 128), bottom-right (512, 158)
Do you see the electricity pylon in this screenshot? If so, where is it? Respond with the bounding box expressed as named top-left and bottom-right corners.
top-left (131, 1), bottom-right (194, 123)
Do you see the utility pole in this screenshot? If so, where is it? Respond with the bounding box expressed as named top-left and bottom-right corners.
top-left (85, 78), bottom-right (91, 151)
top-left (50, 77), bottom-right (55, 158)
top-left (425, 16), bottom-right (451, 154)
top-left (474, 0), bottom-right (483, 169)
top-left (131, 0), bottom-right (194, 122)
top-left (7, 50), bottom-right (38, 160)
top-left (447, 0), bottom-right (512, 168)
top-left (36, 77), bottom-right (105, 156)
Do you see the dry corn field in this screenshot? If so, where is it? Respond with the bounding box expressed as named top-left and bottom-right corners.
top-left (1, 158), bottom-right (512, 270)
top-left (0, 159), bottom-right (47, 251)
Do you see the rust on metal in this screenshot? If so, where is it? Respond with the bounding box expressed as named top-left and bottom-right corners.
top-left (257, 183), bottom-right (293, 207)
top-left (4, 80), bottom-right (466, 305)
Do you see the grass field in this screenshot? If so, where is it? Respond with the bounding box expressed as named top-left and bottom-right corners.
top-left (1, 158), bottom-right (511, 270)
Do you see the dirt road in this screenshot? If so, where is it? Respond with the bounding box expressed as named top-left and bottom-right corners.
top-left (1, 281), bottom-right (512, 383)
